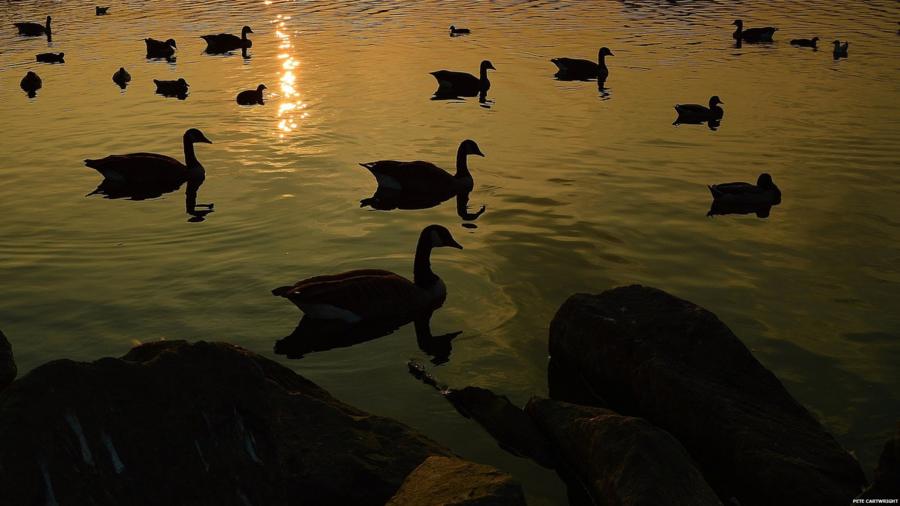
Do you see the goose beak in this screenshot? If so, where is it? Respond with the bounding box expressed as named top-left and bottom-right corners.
top-left (447, 237), bottom-right (463, 249)
top-left (198, 134), bottom-right (212, 144)
top-left (474, 147), bottom-right (485, 157)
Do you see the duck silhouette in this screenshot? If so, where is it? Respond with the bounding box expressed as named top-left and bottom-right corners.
top-left (201, 26), bottom-right (253, 54)
top-left (674, 96), bottom-right (724, 127)
top-left (154, 78), bottom-right (189, 99)
top-left (732, 19), bottom-right (777, 43)
top-left (36, 52), bottom-right (64, 64)
top-left (96, 6), bottom-right (109, 15)
top-left (790, 37), bottom-right (819, 48)
top-left (145, 38), bottom-right (176, 61)
top-left (551, 47), bottom-right (613, 82)
top-left (20, 71), bottom-right (42, 98)
top-left (833, 40), bottom-right (849, 59)
top-left (112, 67), bottom-right (131, 89)
top-left (14, 16), bottom-right (51, 41)
top-left (449, 25), bottom-right (470, 36)
top-left (431, 60), bottom-right (495, 98)
top-left (708, 173), bottom-right (781, 218)
top-left (236, 84), bottom-right (266, 105)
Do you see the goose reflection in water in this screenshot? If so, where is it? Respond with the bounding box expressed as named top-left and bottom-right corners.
top-left (361, 189), bottom-right (485, 222)
top-left (274, 312), bottom-right (461, 364)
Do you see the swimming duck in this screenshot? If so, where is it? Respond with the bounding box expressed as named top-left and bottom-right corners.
top-left (449, 25), bottom-right (470, 36)
top-left (674, 96), bottom-right (724, 123)
top-left (112, 67), bottom-right (131, 88)
top-left (14, 16), bottom-right (51, 40)
top-left (145, 38), bottom-right (176, 60)
top-left (272, 225), bottom-right (463, 324)
top-left (201, 26), bottom-right (253, 53)
top-left (360, 139), bottom-right (484, 201)
top-left (154, 78), bottom-right (189, 98)
top-left (709, 173), bottom-right (781, 206)
top-left (551, 47), bottom-right (614, 81)
top-left (236, 84), bottom-right (266, 105)
top-left (96, 6), bottom-right (109, 15)
top-left (20, 71), bottom-right (42, 97)
top-left (431, 60), bottom-right (495, 97)
top-left (790, 37), bottom-right (818, 48)
top-left (36, 52), bottom-right (64, 64)
top-left (833, 40), bottom-right (849, 58)
top-left (732, 20), bottom-right (777, 42)
top-left (84, 128), bottom-right (212, 186)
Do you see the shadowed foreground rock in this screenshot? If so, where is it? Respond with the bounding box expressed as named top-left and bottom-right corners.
top-left (0, 329), bottom-right (15, 391)
top-left (0, 340), bottom-right (524, 506)
top-left (387, 455), bottom-right (526, 506)
top-left (549, 285), bottom-right (867, 505)
top-left (526, 398), bottom-right (722, 506)
top-left (858, 423), bottom-right (900, 500)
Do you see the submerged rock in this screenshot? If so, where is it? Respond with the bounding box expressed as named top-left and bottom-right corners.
top-left (445, 386), bottom-right (555, 468)
top-left (0, 340), bottom-right (473, 506)
top-left (0, 330), bottom-right (15, 391)
top-left (526, 398), bottom-right (722, 506)
top-left (549, 285), bottom-right (866, 506)
top-left (386, 455), bottom-right (526, 506)
top-left (858, 422), bottom-right (900, 499)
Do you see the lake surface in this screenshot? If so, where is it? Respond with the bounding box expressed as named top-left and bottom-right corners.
top-left (2, 0), bottom-right (899, 502)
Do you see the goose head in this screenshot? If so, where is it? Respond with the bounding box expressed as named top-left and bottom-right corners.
top-left (709, 95), bottom-right (723, 107)
top-left (732, 19), bottom-right (743, 28)
top-left (423, 224), bottom-right (463, 250)
top-left (257, 84), bottom-right (267, 93)
top-left (756, 173), bottom-right (775, 189)
top-left (177, 78), bottom-right (189, 87)
top-left (460, 139), bottom-right (485, 157)
top-left (833, 40), bottom-right (841, 47)
top-left (599, 47), bottom-right (614, 58)
top-left (185, 128), bottom-right (212, 145)
top-left (242, 26), bottom-right (254, 36)
top-left (480, 60), bottom-right (496, 72)
top-left (166, 38), bottom-right (177, 48)
top-left (811, 37), bottom-right (820, 43)
top-left (450, 25), bottom-right (456, 31)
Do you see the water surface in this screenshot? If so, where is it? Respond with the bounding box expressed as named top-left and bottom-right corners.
top-left (2, 1), bottom-right (899, 502)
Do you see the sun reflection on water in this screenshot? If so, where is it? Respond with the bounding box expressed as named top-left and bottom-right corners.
top-left (272, 13), bottom-right (307, 138)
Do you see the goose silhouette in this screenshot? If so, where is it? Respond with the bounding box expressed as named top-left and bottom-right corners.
top-left (14, 16), bottom-right (51, 41)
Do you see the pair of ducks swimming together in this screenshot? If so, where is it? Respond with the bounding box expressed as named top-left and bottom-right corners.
top-left (144, 26), bottom-right (254, 61)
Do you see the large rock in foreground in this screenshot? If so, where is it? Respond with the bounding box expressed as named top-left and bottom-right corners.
top-left (858, 423), bottom-right (900, 500)
top-left (549, 285), bottom-right (866, 506)
top-left (386, 456), bottom-right (526, 506)
top-left (0, 340), bottom-right (459, 506)
top-left (526, 398), bottom-right (721, 506)
top-left (0, 330), bottom-right (14, 391)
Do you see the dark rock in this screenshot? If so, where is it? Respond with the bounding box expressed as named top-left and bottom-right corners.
top-left (445, 386), bottom-right (555, 468)
top-left (0, 329), bottom-right (15, 391)
top-left (858, 422), bottom-right (900, 499)
top-left (526, 398), bottom-right (722, 506)
top-left (549, 285), bottom-right (867, 506)
top-left (386, 455), bottom-right (526, 506)
top-left (0, 340), bottom-right (454, 506)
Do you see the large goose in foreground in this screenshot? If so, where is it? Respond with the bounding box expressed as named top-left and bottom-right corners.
top-left (201, 26), bottom-right (253, 53)
top-left (273, 225), bottom-right (463, 324)
top-left (14, 16), bottom-right (51, 40)
top-left (360, 139), bottom-right (484, 202)
top-left (551, 47), bottom-right (613, 81)
top-left (431, 60), bottom-right (495, 97)
top-left (732, 20), bottom-right (777, 43)
top-left (84, 128), bottom-right (212, 186)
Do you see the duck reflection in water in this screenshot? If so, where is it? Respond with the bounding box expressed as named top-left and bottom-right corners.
top-left (272, 225), bottom-right (464, 363)
top-left (84, 128), bottom-right (214, 220)
top-left (359, 139), bottom-right (486, 221)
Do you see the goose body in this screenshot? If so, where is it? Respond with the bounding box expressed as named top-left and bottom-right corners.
top-left (674, 96), bottom-right (724, 123)
top-left (360, 139), bottom-right (484, 201)
top-left (732, 20), bottom-right (776, 42)
top-left (833, 40), bottom-right (849, 58)
top-left (449, 25), bottom-right (470, 35)
top-left (236, 84), bottom-right (266, 105)
top-left (84, 128), bottom-right (212, 186)
top-left (20, 71), bottom-right (42, 97)
top-left (790, 37), bottom-right (819, 48)
top-left (709, 173), bottom-right (781, 206)
top-left (201, 26), bottom-right (253, 53)
top-left (431, 60), bottom-right (495, 97)
top-left (145, 38), bottom-right (176, 60)
top-left (36, 52), bottom-right (64, 64)
top-left (273, 225), bottom-right (463, 323)
top-left (551, 47), bottom-right (613, 81)
top-left (96, 6), bottom-right (109, 15)
top-left (112, 67), bottom-right (131, 88)
top-left (14, 16), bottom-right (51, 39)
top-left (154, 78), bottom-right (189, 98)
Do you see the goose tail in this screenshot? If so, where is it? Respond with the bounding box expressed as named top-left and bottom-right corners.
top-left (359, 162), bottom-right (377, 171)
top-left (708, 185), bottom-right (721, 198)
top-left (272, 286), bottom-right (294, 297)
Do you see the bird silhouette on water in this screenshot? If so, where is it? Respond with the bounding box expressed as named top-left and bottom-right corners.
top-left (20, 71), bottom-right (42, 98)
top-left (112, 67), bottom-right (131, 89)
top-left (14, 16), bottom-right (51, 41)
top-left (707, 173), bottom-right (781, 217)
top-left (36, 52), bottom-right (64, 64)
top-left (236, 84), bottom-right (266, 105)
top-left (551, 47), bottom-right (613, 83)
top-left (431, 60), bottom-right (495, 98)
top-left (145, 38), bottom-right (177, 61)
top-left (201, 26), bottom-right (253, 55)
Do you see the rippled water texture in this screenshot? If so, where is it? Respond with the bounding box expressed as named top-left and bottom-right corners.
top-left (2, 1), bottom-right (899, 502)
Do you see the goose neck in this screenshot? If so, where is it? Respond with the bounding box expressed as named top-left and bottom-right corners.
top-left (184, 138), bottom-right (199, 168)
top-left (455, 145), bottom-right (472, 179)
top-left (413, 235), bottom-right (437, 287)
